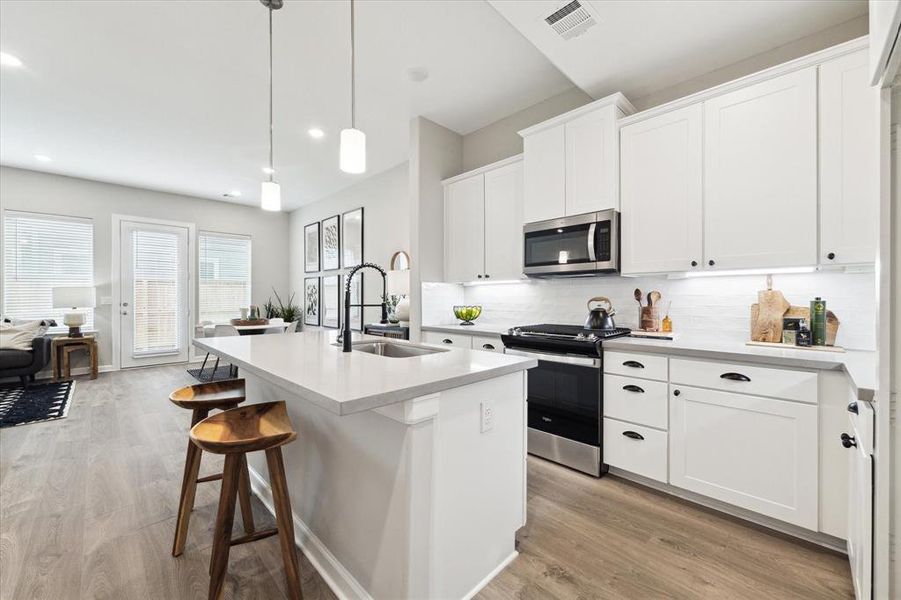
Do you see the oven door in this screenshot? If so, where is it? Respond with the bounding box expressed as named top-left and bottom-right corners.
top-left (505, 348), bottom-right (601, 446)
top-left (522, 210), bottom-right (618, 276)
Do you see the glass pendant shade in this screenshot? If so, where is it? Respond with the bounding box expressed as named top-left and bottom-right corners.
top-left (339, 128), bottom-right (366, 174)
top-left (260, 180), bottom-right (281, 211)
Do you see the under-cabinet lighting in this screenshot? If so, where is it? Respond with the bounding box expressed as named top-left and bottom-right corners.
top-left (676, 266), bottom-right (818, 279)
top-left (462, 279), bottom-right (527, 287)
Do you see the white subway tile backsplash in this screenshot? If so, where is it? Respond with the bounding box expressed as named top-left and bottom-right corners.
top-left (422, 271), bottom-right (876, 350)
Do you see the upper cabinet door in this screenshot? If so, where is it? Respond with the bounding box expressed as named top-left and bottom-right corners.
top-left (703, 68), bottom-right (818, 270)
top-left (620, 104), bottom-right (703, 275)
top-left (444, 175), bottom-right (485, 283)
top-left (522, 125), bottom-right (565, 224)
top-left (565, 107), bottom-right (616, 215)
top-left (484, 160), bottom-right (524, 281)
top-left (819, 50), bottom-right (879, 266)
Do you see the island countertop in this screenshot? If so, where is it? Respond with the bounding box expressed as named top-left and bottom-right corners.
top-left (193, 331), bottom-right (536, 416)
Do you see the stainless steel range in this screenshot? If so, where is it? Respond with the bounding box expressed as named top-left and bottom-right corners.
top-left (501, 324), bottom-right (631, 476)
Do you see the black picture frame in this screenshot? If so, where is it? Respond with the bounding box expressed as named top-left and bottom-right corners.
top-left (304, 277), bottom-right (320, 326)
top-left (321, 214), bottom-right (341, 271)
top-left (343, 274), bottom-right (364, 332)
top-left (304, 222), bottom-right (320, 273)
top-left (342, 207), bottom-right (364, 269)
top-left (321, 275), bottom-right (340, 329)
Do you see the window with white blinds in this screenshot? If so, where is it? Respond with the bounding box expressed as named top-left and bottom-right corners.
top-left (2, 211), bottom-right (94, 329)
top-left (132, 229), bottom-right (184, 355)
top-left (198, 232), bottom-right (251, 324)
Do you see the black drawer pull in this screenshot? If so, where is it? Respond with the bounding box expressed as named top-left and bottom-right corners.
top-left (622, 431), bottom-right (644, 441)
top-left (442, 339), bottom-right (453, 344)
top-left (482, 343), bottom-right (495, 350)
top-left (622, 360), bottom-right (644, 369)
top-left (622, 384), bottom-right (644, 393)
top-left (720, 372), bottom-right (751, 382)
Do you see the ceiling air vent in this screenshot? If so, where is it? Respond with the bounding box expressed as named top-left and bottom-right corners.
top-left (545, 0), bottom-right (597, 40)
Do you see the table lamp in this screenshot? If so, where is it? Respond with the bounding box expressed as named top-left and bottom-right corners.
top-left (52, 286), bottom-right (96, 337)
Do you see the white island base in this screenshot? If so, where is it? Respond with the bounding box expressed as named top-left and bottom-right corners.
top-left (243, 370), bottom-right (527, 599)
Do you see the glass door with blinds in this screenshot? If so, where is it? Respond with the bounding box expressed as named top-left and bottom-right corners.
top-left (119, 220), bottom-right (190, 367)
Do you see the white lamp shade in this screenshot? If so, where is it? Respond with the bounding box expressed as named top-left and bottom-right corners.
top-left (386, 269), bottom-right (410, 297)
top-left (261, 180), bottom-right (282, 211)
top-left (339, 128), bottom-right (366, 174)
top-left (52, 286), bottom-right (96, 308)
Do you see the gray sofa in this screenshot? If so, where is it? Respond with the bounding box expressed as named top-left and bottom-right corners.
top-left (0, 335), bottom-right (53, 387)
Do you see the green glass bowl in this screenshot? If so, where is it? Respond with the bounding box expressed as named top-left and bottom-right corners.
top-left (453, 305), bottom-right (482, 325)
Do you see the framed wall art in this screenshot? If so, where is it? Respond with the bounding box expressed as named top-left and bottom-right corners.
top-left (304, 222), bottom-right (320, 273)
top-left (304, 277), bottom-right (320, 326)
top-left (321, 275), bottom-right (340, 328)
top-left (342, 207), bottom-right (363, 268)
top-left (321, 214), bottom-right (340, 271)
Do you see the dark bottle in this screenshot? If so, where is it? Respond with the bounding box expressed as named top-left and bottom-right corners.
top-left (810, 297), bottom-right (827, 346)
top-left (797, 318), bottom-right (812, 347)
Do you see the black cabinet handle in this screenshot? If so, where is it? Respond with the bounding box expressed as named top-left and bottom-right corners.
top-left (827, 252), bottom-right (835, 260)
top-left (841, 432), bottom-right (857, 448)
top-left (673, 389), bottom-right (681, 396)
top-left (622, 431), bottom-right (644, 441)
top-left (622, 384), bottom-right (644, 393)
top-left (442, 339), bottom-right (453, 344)
top-left (720, 372), bottom-right (751, 382)
top-left (847, 401), bottom-right (858, 414)
top-left (477, 274), bottom-right (483, 279)
top-left (708, 259), bottom-right (715, 266)
top-left (622, 360), bottom-right (644, 369)
top-left (482, 343), bottom-right (495, 350)
top-left (485, 274), bottom-right (490, 278)
top-left (690, 260), bottom-right (698, 267)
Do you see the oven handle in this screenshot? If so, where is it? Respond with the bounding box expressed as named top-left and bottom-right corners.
top-left (505, 348), bottom-right (601, 368)
top-left (587, 223), bottom-right (597, 262)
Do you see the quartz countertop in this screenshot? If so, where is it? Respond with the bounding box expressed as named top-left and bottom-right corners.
top-left (194, 331), bottom-right (536, 416)
top-left (421, 323), bottom-right (514, 336)
top-left (604, 336), bottom-right (876, 402)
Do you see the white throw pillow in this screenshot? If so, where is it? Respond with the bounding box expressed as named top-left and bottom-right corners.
top-left (0, 320), bottom-right (44, 351)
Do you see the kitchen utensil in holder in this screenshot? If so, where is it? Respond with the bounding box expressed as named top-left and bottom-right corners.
top-left (640, 306), bottom-right (660, 332)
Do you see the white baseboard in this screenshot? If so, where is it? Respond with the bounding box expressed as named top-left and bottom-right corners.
top-left (246, 466), bottom-right (373, 600)
top-left (461, 550), bottom-right (518, 600)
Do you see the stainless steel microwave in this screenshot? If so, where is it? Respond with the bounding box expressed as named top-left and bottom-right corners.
top-left (523, 210), bottom-right (619, 277)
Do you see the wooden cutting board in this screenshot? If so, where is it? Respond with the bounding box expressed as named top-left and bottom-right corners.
top-left (750, 288), bottom-right (790, 343)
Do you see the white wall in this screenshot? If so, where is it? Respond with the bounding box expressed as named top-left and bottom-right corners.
top-left (289, 162), bottom-right (409, 328)
top-left (0, 166), bottom-right (290, 368)
top-left (423, 271), bottom-right (876, 351)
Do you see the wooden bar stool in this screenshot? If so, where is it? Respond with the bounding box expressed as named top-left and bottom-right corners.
top-left (191, 401), bottom-right (302, 600)
top-left (169, 379), bottom-right (256, 558)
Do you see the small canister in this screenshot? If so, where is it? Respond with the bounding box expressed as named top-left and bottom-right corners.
top-left (782, 318), bottom-right (801, 345)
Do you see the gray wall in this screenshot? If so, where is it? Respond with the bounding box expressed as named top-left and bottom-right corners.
top-left (0, 166), bottom-right (290, 368)
top-left (289, 162), bottom-right (410, 328)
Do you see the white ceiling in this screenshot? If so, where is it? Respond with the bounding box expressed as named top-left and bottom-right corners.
top-left (0, 1), bottom-right (573, 210)
top-left (488, 0), bottom-right (868, 102)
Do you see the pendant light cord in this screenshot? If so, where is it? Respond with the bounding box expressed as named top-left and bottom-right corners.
top-left (268, 4), bottom-right (274, 182)
top-left (350, 0), bottom-right (355, 129)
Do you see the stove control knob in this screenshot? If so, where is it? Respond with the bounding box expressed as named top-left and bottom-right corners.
top-left (510, 327), bottom-right (522, 336)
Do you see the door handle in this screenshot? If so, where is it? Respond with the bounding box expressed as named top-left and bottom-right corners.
top-left (841, 432), bottom-right (857, 448)
top-left (622, 360), bottom-right (644, 369)
top-left (622, 384), bottom-right (644, 393)
top-left (720, 372), bottom-right (751, 382)
top-left (622, 431), bottom-right (644, 441)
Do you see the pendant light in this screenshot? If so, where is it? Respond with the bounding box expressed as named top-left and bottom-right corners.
top-left (260, 0), bottom-right (282, 211)
top-left (339, 0), bottom-right (366, 174)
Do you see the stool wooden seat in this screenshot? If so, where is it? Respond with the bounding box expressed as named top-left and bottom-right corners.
top-left (169, 379), bottom-right (255, 559)
top-left (191, 401), bottom-right (302, 600)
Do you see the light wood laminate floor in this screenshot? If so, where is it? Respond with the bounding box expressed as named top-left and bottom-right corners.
top-left (0, 366), bottom-right (853, 599)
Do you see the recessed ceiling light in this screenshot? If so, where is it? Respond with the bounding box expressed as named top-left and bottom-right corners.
top-left (33, 154), bottom-right (52, 162)
top-left (0, 52), bottom-right (23, 68)
top-left (262, 166), bottom-right (275, 175)
top-left (308, 128), bottom-right (325, 139)
top-left (223, 190), bottom-right (242, 198)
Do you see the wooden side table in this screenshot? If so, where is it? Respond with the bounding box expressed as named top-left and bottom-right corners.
top-left (51, 336), bottom-right (98, 381)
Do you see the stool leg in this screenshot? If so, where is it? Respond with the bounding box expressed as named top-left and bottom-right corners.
top-left (172, 409), bottom-right (208, 557)
top-left (209, 453), bottom-right (241, 600)
top-left (266, 447), bottom-right (303, 600)
top-left (237, 454), bottom-right (256, 534)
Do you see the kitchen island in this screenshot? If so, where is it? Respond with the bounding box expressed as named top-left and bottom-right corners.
top-left (193, 331), bottom-right (536, 600)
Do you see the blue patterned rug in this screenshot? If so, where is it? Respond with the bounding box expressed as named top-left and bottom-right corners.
top-left (0, 380), bottom-right (75, 428)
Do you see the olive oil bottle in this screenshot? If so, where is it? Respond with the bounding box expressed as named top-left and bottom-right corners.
top-left (810, 297), bottom-right (827, 346)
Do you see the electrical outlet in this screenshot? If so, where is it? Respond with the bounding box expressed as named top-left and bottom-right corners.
top-left (480, 400), bottom-right (495, 433)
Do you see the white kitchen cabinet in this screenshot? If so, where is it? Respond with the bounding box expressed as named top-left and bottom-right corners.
top-left (669, 385), bottom-right (818, 530)
top-left (522, 125), bottom-right (565, 224)
top-left (443, 157), bottom-right (523, 283)
top-left (565, 108), bottom-right (616, 215)
top-left (520, 94), bottom-right (633, 224)
top-left (620, 104), bottom-right (703, 274)
top-left (484, 161), bottom-right (524, 280)
top-left (422, 331), bottom-right (472, 348)
top-left (444, 175), bottom-right (485, 283)
top-left (603, 418), bottom-right (668, 483)
top-left (470, 335), bottom-right (502, 353)
top-left (703, 68), bottom-right (818, 270)
top-left (819, 49), bottom-right (879, 266)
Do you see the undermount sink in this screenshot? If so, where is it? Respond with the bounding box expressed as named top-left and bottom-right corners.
top-left (352, 342), bottom-right (447, 358)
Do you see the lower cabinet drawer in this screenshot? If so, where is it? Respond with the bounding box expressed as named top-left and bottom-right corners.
top-left (603, 418), bottom-right (667, 483)
top-left (421, 331), bottom-right (471, 347)
top-left (604, 351), bottom-right (669, 381)
top-left (670, 357), bottom-right (817, 403)
top-left (604, 374), bottom-right (668, 429)
top-left (471, 335), bottom-right (502, 353)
